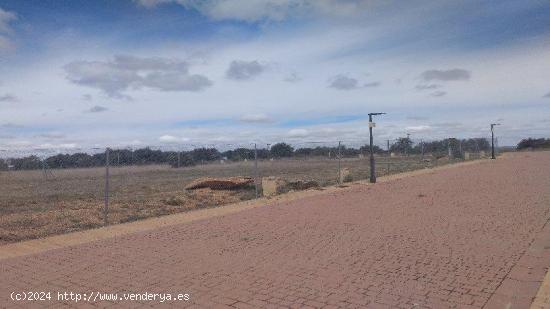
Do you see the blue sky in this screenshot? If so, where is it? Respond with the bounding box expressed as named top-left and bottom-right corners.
top-left (0, 0), bottom-right (549, 152)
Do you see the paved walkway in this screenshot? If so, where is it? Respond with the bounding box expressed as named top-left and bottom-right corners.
top-left (1, 152), bottom-right (550, 308)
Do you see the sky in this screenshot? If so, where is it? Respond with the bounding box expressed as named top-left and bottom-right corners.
top-left (0, 0), bottom-right (549, 153)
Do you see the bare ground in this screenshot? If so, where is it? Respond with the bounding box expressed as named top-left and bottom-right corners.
top-left (0, 154), bottom-right (474, 244)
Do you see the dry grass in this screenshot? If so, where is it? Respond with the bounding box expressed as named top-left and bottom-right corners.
top-left (0, 154), bottom-right (474, 244)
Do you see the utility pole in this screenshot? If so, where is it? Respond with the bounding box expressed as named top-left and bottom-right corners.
top-left (490, 123), bottom-right (500, 159)
top-left (387, 139), bottom-right (390, 156)
top-left (369, 112), bottom-right (386, 183)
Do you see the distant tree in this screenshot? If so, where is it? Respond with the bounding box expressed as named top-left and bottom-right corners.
top-left (517, 138), bottom-right (550, 150)
top-left (12, 155), bottom-right (42, 170)
top-left (270, 143), bottom-right (294, 158)
top-left (256, 148), bottom-right (270, 159)
top-left (168, 151), bottom-right (195, 168)
top-left (294, 147), bottom-right (313, 157)
top-left (295, 146), bottom-right (335, 157)
top-left (359, 144), bottom-right (384, 154)
top-left (390, 137), bottom-right (413, 154)
top-left (222, 148), bottom-right (254, 161)
top-left (0, 159), bottom-right (7, 170)
top-left (189, 147), bottom-right (221, 162)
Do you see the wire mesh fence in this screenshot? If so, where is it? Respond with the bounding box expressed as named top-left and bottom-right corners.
top-left (0, 136), bottom-right (494, 244)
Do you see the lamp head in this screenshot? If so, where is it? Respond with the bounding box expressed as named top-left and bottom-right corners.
top-left (368, 112), bottom-right (386, 116)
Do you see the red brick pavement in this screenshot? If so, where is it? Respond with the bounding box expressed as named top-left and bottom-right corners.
top-left (2, 152), bottom-right (550, 308)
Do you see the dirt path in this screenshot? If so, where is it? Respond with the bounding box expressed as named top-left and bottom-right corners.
top-left (1, 152), bottom-right (550, 308)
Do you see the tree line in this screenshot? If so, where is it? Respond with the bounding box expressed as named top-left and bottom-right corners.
top-left (516, 138), bottom-right (550, 150)
top-left (389, 137), bottom-right (490, 158)
top-left (0, 138), bottom-right (490, 171)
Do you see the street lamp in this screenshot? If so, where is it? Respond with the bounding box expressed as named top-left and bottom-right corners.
top-left (490, 123), bottom-right (500, 159)
top-left (369, 112), bottom-right (386, 183)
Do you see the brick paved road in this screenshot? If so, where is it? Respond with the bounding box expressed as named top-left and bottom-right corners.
top-left (2, 152), bottom-right (550, 308)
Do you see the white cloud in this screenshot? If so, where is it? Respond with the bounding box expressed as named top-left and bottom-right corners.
top-left (288, 128), bottom-right (309, 138)
top-left (86, 105), bottom-right (108, 113)
top-left (405, 125), bottom-right (432, 133)
top-left (239, 113), bottom-right (273, 123)
top-left (0, 7), bottom-right (17, 52)
top-left (329, 75), bottom-right (358, 90)
top-left (0, 35), bottom-right (15, 51)
top-left (37, 132), bottom-right (66, 139)
top-left (0, 94), bottom-right (17, 102)
top-left (134, 0), bottom-right (373, 22)
top-left (430, 91), bottom-right (447, 97)
top-left (421, 69), bottom-right (471, 82)
top-left (0, 7), bottom-right (16, 33)
top-left (64, 55), bottom-right (212, 98)
top-left (38, 143), bottom-right (78, 149)
top-left (363, 81), bottom-right (380, 88)
top-left (416, 84), bottom-right (441, 90)
top-left (1, 122), bottom-right (24, 128)
top-left (284, 72), bottom-right (301, 83)
top-left (226, 60), bottom-right (266, 80)
top-left (159, 135), bottom-right (190, 143)
top-left (329, 75), bottom-right (380, 90)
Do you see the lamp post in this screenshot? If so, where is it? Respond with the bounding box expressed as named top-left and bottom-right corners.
top-left (490, 123), bottom-right (500, 159)
top-left (369, 112), bottom-right (386, 183)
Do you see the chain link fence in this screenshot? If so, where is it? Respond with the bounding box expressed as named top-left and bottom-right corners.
top-left (0, 137), bottom-right (494, 244)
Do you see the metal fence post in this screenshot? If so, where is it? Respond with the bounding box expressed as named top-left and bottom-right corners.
top-left (254, 143), bottom-right (259, 198)
top-left (104, 147), bottom-right (110, 226)
top-left (337, 141), bottom-right (342, 184)
top-left (42, 160), bottom-right (46, 178)
top-left (421, 139), bottom-right (424, 161)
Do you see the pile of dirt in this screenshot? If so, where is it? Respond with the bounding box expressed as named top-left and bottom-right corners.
top-left (287, 179), bottom-right (320, 191)
top-left (262, 177), bottom-right (320, 197)
top-left (184, 177), bottom-right (255, 190)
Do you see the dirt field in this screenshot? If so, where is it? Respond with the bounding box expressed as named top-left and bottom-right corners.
top-left (0, 151), bottom-right (549, 308)
top-left (0, 154), bottom-right (473, 244)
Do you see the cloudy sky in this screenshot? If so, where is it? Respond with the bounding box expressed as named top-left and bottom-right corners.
top-left (0, 0), bottom-right (549, 152)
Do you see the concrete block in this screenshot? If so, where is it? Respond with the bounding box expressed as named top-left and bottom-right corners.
top-left (262, 177), bottom-right (287, 197)
top-left (340, 168), bottom-right (352, 183)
